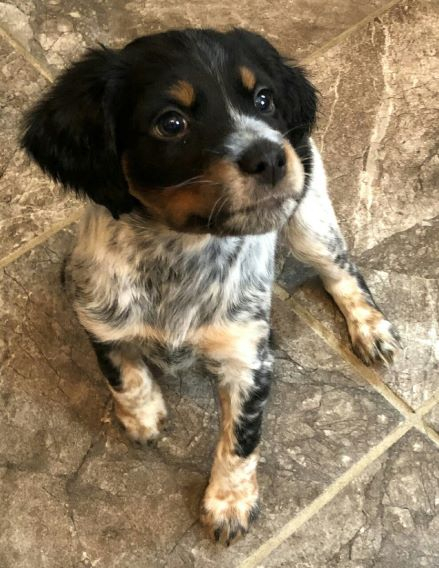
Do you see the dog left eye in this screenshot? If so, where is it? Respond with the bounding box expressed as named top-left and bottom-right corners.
top-left (254, 88), bottom-right (275, 113)
top-left (154, 111), bottom-right (188, 138)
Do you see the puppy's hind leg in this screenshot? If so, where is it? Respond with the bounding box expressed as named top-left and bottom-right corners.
top-left (285, 141), bottom-right (400, 365)
top-left (90, 339), bottom-right (167, 443)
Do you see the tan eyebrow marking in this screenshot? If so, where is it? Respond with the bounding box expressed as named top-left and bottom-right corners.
top-left (168, 80), bottom-right (195, 107)
top-left (240, 66), bottom-right (256, 91)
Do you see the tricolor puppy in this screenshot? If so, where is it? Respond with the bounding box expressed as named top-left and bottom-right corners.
top-left (22, 29), bottom-right (400, 544)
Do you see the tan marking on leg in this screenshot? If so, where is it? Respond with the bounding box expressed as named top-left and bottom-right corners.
top-left (196, 320), bottom-right (268, 428)
top-left (109, 355), bottom-right (167, 443)
top-left (195, 320), bottom-right (269, 367)
top-left (239, 66), bottom-right (256, 91)
top-left (197, 321), bottom-right (267, 544)
top-left (201, 388), bottom-right (259, 545)
top-left (167, 80), bottom-right (195, 107)
top-left (326, 272), bottom-right (400, 365)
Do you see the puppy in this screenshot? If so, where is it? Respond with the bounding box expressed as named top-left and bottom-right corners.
top-left (21, 29), bottom-right (400, 545)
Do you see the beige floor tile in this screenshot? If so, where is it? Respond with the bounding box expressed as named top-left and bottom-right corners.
top-left (0, 37), bottom-right (47, 174)
top-left (0, 36), bottom-right (81, 263)
top-left (0, 149), bottom-right (81, 262)
top-left (308, 0), bottom-right (439, 253)
top-left (425, 404), bottom-right (439, 434)
top-left (259, 430), bottom-right (439, 568)
top-left (2, 0), bottom-right (393, 71)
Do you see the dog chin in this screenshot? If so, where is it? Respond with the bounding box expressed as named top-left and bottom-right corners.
top-left (211, 197), bottom-right (297, 237)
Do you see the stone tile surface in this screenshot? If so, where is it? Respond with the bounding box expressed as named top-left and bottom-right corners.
top-left (279, 0), bottom-right (439, 410)
top-left (264, 430), bottom-right (439, 568)
top-left (0, 38), bottom-right (81, 262)
top-left (0, 230), bottom-right (400, 567)
top-left (0, 149), bottom-right (81, 261)
top-left (309, 0), bottom-right (439, 254)
top-left (0, 37), bottom-right (47, 175)
top-left (2, 0), bottom-right (391, 72)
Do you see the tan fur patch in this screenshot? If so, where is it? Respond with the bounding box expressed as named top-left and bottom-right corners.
top-left (122, 155), bottom-right (225, 232)
top-left (284, 141), bottom-right (305, 197)
top-left (217, 387), bottom-right (236, 457)
top-left (168, 80), bottom-right (195, 107)
top-left (328, 273), bottom-right (378, 324)
top-left (196, 320), bottom-right (268, 367)
top-left (239, 66), bottom-right (256, 91)
top-left (326, 272), bottom-right (398, 363)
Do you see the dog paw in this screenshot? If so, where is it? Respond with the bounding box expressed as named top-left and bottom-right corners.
top-left (115, 396), bottom-right (167, 444)
top-left (201, 485), bottom-right (259, 546)
top-left (348, 310), bottom-right (401, 365)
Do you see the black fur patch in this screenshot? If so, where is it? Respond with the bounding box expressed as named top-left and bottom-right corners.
top-left (88, 337), bottom-right (123, 391)
top-left (234, 339), bottom-right (272, 457)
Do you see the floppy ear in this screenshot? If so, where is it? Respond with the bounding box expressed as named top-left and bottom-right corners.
top-left (231, 29), bottom-right (318, 145)
top-left (21, 47), bottom-right (136, 218)
top-left (277, 61), bottom-right (317, 145)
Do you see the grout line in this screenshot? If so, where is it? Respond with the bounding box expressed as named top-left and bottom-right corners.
top-left (272, 284), bottom-right (415, 419)
top-left (415, 388), bottom-right (439, 418)
top-left (0, 208), bottom-right (83, 270)
top-left (274, 280), bottom-right (439, 446)
top-left (415, 389), bottom-right (439, 448)
top-left (420, 423), bottom-right (439, 449)
top-left (274, 283), bottom-right (439, 439)
top-left (299, 0), bottom-right (402, 66)
top-left (239, 420), bottom-right (412, 568)
top-left (0, 23), bottom-right (54, 83)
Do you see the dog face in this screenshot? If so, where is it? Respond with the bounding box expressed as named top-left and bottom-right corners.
top-left (22, 29), bottom-right (317, 236)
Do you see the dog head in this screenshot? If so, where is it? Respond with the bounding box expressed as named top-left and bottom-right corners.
top-left (22, 29), bottom-right (317, 236)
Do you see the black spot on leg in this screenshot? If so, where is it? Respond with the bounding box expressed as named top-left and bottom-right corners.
top-left (88, 336), bottom-right (123, 391)
top-left (331, 245), bottom-right (382, 313)
top-left (346, 262), bottom-right (382, 311)
top-left (334, 251), bottom-right (349, 269)
top-left (234, 339), bottom-right (272, 458)
top-left (60, 256), bottom-right (68, 289)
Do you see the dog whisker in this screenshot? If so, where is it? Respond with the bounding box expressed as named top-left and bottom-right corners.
top-left (207, 194), bottom-right (230, 228)
top-left (281, 124), bottom-right (307, 137)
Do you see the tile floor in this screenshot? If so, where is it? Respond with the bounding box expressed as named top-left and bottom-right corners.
top-left (1, 1), bottom-right (438, 566)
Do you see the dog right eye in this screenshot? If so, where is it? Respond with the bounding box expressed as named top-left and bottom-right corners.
top-left (153, 111), bottom-right (189, 138)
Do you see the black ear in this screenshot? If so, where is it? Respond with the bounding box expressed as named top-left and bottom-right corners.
top-left (21, 47), bottom-right (135, 218)
top-left (277, 61), bottom-right (317, 145)
top-left (231, 29), bottom-right (318, 144)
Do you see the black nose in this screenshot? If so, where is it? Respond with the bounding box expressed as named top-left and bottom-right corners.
top-left (237, 141), bottom-right (287, 186)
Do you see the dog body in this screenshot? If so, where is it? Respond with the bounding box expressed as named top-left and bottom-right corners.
top-left (70, 205), bottom-right (276, 364)
top-left (22, 29), bottom-right (399, 544)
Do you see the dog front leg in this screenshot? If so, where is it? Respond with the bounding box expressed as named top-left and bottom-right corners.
top-left (90, 338), bottom-right (167, 442)
top-left (198, 323), bottom-right (272, 544)
top-left (286, 141), bottom-right (400, 364)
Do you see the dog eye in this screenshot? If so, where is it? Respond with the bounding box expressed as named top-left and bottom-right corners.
top-left (254, 88), bottom-right (275, 113)
top-left (154, 111), bottom-right (188, 138)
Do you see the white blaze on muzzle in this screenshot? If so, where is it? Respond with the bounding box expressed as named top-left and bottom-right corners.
top-left (224, 112), bottom-right (284, 160)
